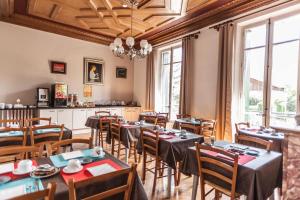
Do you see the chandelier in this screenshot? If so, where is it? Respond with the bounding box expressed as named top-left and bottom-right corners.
top-left (109, 0), bottom-right (152, 60)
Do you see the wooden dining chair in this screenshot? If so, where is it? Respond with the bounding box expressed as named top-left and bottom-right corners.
top-left (179, 123), bottom-right (200, 134)
top-left (0, 127), bottom-right (27, 146)
top-left (95, 111), bottom-right (111, 117)
top-left (141, 128), bottom-right (177, 193)
top-left (0, 146), bottom-right (41, 162)
top-left (26, 117), bottom-right (51, 127)
top-left (10, 182), bottom-right (56, 200)
top-left (68, 164), bottom-right (137, 200)
top-left (29, 124), bottom-right (64, 157)
top-left (157, 113), bottom-right (168, 128)
top-left (235, 134), bottom-right (273, 151)
top-left (97, 117), bottom-right (111, 148)
top-left (143, 116), bottom-right (158, 125)
top-left (176, 114), bottom-right (191, 119)
top-left (195, 142), bottom-right (239, 200)
top-left (51, 137), bottom-right (93, 154)
top-left (111, 123), bottom-right (127, 160)
top-left (235, 122), bottom-right (250, 133)
top-left (199, 119), bottom-right (217, 137)
top-left (0, 119), bottom-right (21, 128)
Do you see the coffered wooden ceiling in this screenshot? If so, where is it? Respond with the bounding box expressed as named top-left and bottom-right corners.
top-left (0, 0), bottom-right (287, 45)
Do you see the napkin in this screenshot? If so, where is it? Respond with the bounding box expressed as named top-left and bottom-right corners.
top-left (0, 185), bottom-right (25, 199)
top-left (61, 151), bottom-right (84, 160)
top-left (0, 163), bottom-right (14, 174)
top-left (87, 163), bottom-right (116, 176)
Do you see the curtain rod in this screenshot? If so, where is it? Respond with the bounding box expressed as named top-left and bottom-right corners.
top-left (209, 0), bottom-right (296, 30)
top-left (153, 31), bottom-right (200, 48)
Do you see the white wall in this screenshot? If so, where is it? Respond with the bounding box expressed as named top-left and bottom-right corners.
top-left (133, 28), bottom-right (220, 119)
top-left (0, 22), bottom-right (134, 105)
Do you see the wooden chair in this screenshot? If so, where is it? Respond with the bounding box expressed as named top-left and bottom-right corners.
top-left (68, 164), bottom-right (137, 200)
top-left (176, 114), bottom-right (191, 119)
top-left (235, 122), bottom-right (250, 134)
top-left (235, 134), bottom-right (273, 151)
top-left (97, 117), bottom-right (111, 147)
top-left (199, 119), bottom-right (217, 137)
top-left (51, 137), bottom-right (93, 155)
top-left (195, 142), bottom-right (239, 200)
top-left (0, 146), bottom-right (41, 162)
top-left (179, 123), bottom-right (200, 135)
top-left (29, 124), bottom-right (64, 157)
top-left (111, 123), bottom-right (127, 160)
top-left (95, 111), bottom-right (111, 117)
top-left (157, 113), bottom-right (169, 128)
top-left (0, 127), bottom-right (27, 146)
top-left (0, 119), bottom-right (21, 128)
top-left (141, 128), bottom-right (177, 193)
top-left (143, 116), bottom-right (158, 125)
top-left (10, 182), bottom-right (56, 200)
top-left (25, 117), bottom-right (52, 127)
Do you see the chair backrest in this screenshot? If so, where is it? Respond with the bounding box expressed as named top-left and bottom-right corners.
top-left (195, 143), bottom-right (238, 199)
top-left (0, 127), bottom-right (27, 146)
top-left (99, 117), bottom-right (111, 131)
top-left (140, 128), bottom-right (159, 157)
top-left (144, 116), bottom-right (158, 125)
top-left (176, 114), bottom-right (191, 119)
top-left (26, 118), bottom-right (51, 127)
top-left (179, 123), bottom-right (200, 135)
top-left (68, 164), bottom-right (137, 200)
top-left (51, 138), bottom-right (93, 154)
top-left (199, 119), bottom-right (217, 137)
top-left (111, 123), bottom-right (121, 140)
top-left (0, 146), bottom-right (41, 162)
top-left (10, 182), bottom-right (56, 200)
top-left (95, 111), bottom-right (111, 117)
top-left (235, 134), bottom-right (272, 151)
top-left (0, 119), bottom-right (21, 128)
top-left (30, 124), bottom-right (64, 156)
top-left (235, 122), bottom-right (250, 133)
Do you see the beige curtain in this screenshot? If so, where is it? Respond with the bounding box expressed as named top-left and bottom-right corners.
top-left (216, 23), bottom-right (235, 141)
top-left (179, 36), bottom-right (192, 114)
top-left (145, 51), bottom-right (155, 110)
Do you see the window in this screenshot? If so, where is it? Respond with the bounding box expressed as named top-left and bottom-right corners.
top-left (241, 12), bottom-right (300, 127)
top-left (160, 46), bottom-right (182, 120)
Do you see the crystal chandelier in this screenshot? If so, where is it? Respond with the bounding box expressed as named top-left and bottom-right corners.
top-left (109, 0), bottom-right (152, 60)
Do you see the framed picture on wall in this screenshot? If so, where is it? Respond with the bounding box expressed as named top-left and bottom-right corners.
top-left (116, 67), bottom-right (127, 78)
top-left (84, 57), bottom-right (104, 85)
top-left (51, 61), bottom-right (67, 74)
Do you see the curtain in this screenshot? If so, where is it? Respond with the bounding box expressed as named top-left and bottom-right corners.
top-left (145, 51), bottom-right (155, 110)
top-left (179, 36), bottom-right (193, 115)
top-left (216, 23), bottom-right (235, 141)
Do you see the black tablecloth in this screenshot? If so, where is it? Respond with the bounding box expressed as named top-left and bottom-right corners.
top-left (239, 130), bottom-right (284, 152)
top-left (137, 131), bottom-right (204, 169)
top-left (37, 152), bottom-right (148, 200)
top-left (181, 143), bottom-right (282, 200)
top-left (172, 118), bottom-right (201, 129)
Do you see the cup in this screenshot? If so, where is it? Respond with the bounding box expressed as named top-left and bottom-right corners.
top-left (17, 160), bottom-right (33, 172)
top-left (140, 120), bottom-right (145, 125)
top-left (0, 103), bottom-right (4, 109)
top-left (67, 159), bottom-right (81, 170)
top-left (93, 146), bottom-right (103, 156)
top-left (180, 129), bottom-right (187, 136)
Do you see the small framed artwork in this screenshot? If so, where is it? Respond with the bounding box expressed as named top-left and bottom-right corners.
top-left (51, 61), bottom-right (67, 74)
top-left (84, 57), bottom-right (104, 85)
top-left (116, 67), bottom-right (127, 78)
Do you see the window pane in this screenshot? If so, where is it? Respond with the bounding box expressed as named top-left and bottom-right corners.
top-left (242, 47), bottom-right (266, 126)
top-left (245, 25), bottom-right (267, 49)
top-left (173, 47), bottom-right (182, 63)
top-left (273, 14), bottom-right (300, 43)
top-left (170, 63), bottom-right (181, 119)
top-left (270, 41), bottom-right (299, 126)
top-left (161, 64), bottom-right (170, 113)
top-left (162, 51), bottom-right (171, 65)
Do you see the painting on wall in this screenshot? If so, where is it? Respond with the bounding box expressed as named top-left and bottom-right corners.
top-left (116, 67), bottom-right (127, 78)
top-left (84, 58), bottom-right (104, 85)
top-left (51, 61), bottom-right (67, 74)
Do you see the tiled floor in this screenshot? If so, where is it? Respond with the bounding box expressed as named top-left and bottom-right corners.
top-left (73, 133), bottom-right (280, 200)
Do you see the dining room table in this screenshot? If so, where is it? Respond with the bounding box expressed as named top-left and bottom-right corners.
top-left (238, 127), bottom-right (284, 152)
top-left (172, 118), bottom-right (202, 129)
top-left (181, 141), bottom-right (283, 200)
top-left (136, 129), bottom-right (204, 198)
top-left (0, 149), bottom-right (148, 200)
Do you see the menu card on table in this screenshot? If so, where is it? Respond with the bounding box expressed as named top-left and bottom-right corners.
top-left (87, 163), bottom-right (116, 176)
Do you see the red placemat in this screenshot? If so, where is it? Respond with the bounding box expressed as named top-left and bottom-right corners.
top-left (1, 160), bottom-right (37, 181)
top-left (61, 159), bottom-right (123, 183)
top-left (203, 150), bottom-right (255, 165)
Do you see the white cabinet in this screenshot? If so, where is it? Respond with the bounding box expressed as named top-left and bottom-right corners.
top-left (39, 109), bottom-right (58, 125)
top-left (72, 109), bottom-right (87, 129)
top-left (86, 108), bottom-right (98, 118)
top-left (110, 107), bottom-right (123, 116)
top-left (57, 109), bottom-right (73, 129)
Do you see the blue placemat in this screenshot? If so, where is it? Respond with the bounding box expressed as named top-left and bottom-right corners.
top-left (35, 128), bottom-right (67, 134)
top-left (0, 131), bottom-right (23, 137)
top-left (0, 177), bottom-right (43, 197)
top-left (50, 149), bottom-right (97, 168)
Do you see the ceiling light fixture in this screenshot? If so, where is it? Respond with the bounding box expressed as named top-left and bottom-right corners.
top-left (109, 0), bottom-right (152, 60)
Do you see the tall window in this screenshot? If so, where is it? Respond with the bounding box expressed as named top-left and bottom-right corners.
top-left (241, 12), bottom-right (300, 126)
top-left (160, 46), bottom-right (182, 120)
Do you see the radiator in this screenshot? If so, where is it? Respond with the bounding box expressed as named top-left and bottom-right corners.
top-left (0, 108), bottom-right (36, 126)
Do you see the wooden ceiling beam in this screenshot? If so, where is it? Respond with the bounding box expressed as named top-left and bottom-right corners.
top-left (100, 0), bottom-right (120, 25)
top-left (0, 0), bottom-right (14, 17)
top-left (49, 4), bottom-right (62, 19)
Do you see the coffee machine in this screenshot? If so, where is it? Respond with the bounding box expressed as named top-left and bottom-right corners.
top-left (37, 88), bottom-right (49, 107)
top-left (51, 83), bottom-right (68, 107)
